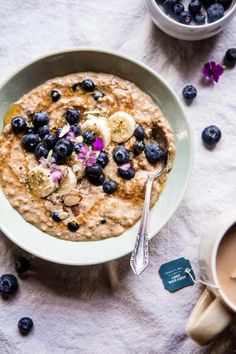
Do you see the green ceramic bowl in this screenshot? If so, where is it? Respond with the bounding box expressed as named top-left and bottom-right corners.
top-left (0, 49), bottom-right (193, 265)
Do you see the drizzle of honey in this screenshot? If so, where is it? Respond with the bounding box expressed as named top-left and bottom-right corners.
top-left (4, 103), bottom-right (21, 125)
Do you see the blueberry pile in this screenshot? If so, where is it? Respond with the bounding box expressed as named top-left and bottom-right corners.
top-left (156, 0), bottom-right (232, 25)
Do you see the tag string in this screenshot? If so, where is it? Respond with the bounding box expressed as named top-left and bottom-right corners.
top-left (185, 268), bottom-right (220, 290)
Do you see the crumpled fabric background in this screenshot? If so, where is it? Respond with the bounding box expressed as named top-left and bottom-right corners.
top-left (0, 1), bottom-right (236, 353)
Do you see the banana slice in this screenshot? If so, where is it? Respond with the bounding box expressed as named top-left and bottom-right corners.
top-left (109, 111), bottom-right (136, 143)
top-left (81, 116), bottom-right (111, 148)
top-left (56, 166), bottom-right (77, 196)
top-left (28, 166), bottom-right (58, 198)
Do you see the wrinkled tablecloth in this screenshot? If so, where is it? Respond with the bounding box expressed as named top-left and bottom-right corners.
top-left (0, 1), bottom-right (236, 353)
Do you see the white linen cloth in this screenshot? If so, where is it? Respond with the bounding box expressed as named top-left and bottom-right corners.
top-left (0, 1), bottom-right (236, 353)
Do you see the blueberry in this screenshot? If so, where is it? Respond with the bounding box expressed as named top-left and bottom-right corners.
top-left (0, 274), bottom-right (18, 297)
top-left (18, 317), bottom-right (33, 335)
top-left (15, 257), bottom-right (30, 274)
top-left (217, 0), bottom-right (232, 10)
top-left (100, 217), bottom-right (107, 224)
top-left (88, 173), bottom-right (105, 186)
top-left (92, 91), bottom-right (105, 101)
top-left (79, 79), bottom-right (96, 92)
top-left (145, 144), bottom-right (166, 164)
top-left (38, 125), bottom-right (50, 137)
top-left (163, 0), bottom-right (178, 11)
top-left (103, 180), bottom-right (117, 194)
top-left (113, 146), bottom-right (130, 165)
top-left (134, 126), bottom-right (145, 140)
top-left (51, 89), bottom-right (61, 102)
top-left (133, 141), bottom-right (145, 155)
top-left (86, 164), bottom-right (103, 178)
top-left (43, 134), bottom-right (57, 149)
top-left (51, 212), bottom-right (61, 223)
top-left (82, 131), bottom-right (96, 144)
top-left (194, 11), bottom-right (206, 24)
top-left (173, 3), bottom-right (185, 15)
top-left (118, 167), bottom-right (135, 180)
top-left (74, 143), bottom-right (84, 153)
top-left (202, 125), bottom-right (222, 146)
top-left (32, 111), bottom-right (49, 129)
top-left (67, 222), bottom-right (80, 232)
top-left (182, 85), bottom-right (197, 100)
top-left (70, 124), bottom-right (81, 136)
top-left (207, 3), bottom-right (224, 23)
top-left (225, 48), bottom-right (236, 66)
top-left (178, 10), bottom-right (192, 24)
top-left (22, 134), bottom-right (40, 152)
top-left (65, 108), bottom-right (80, 125)
top-left (11, 116), bottom-right (27, 134)
top-left (34, 144), bottom-right (49, 159)
top-left (188, 0), bottom-right (202, 14)
top-left (97, 151), bottom-right (109, 168)
top-left (71, 83), bottom-right (79, 92)
top-left (54, 139), bottom-right (73, 157)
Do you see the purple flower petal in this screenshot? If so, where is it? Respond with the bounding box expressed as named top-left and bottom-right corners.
top-left (77, 146), bottom-right (97, 167)
top-left (66, 131), bottom-right (76, 141)
top-left (120, 163), bottom-right (131, 171)
top-left (92, 138), bottom-right (104, 151)
top-left (50, 168), bottom-right (63, 183)
top-left (203, 61), bottom-right (224, 83)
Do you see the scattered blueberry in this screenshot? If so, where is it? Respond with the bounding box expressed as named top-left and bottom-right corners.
top-left (145, 144), bottom-right (166, 164)
top-left (70, 124), bottom-right (81, 136)
top-left (18, 317), bottom-right (33, 335)
top-left (92, 91), bottom-right (105, 101)
top-left (173, 3), bottom-right (185, 15)
top-left (113, 146), bottom-right (130, 165)
top-left (79, 79), bottom-right (96, 92)
top-left (88, 173), bottom-right (105, 186)
top-left (194, 11), bottom-right (206, 24)
top-left (82, 131), bottom-right (96, 144)
top-left (43, 134), bottom-right (57, 149)
top-left (51, 212), bottom-right (61, 223)
top-left (133, 141), bottom-right (145, 156)
top-left (163, 0), bottom-right (178, 12)
top-left (11, 116), bottom-right (27, 134)
top-left (178, 10), bottom-right (192, 24)
top-left (71, 83), bottom-right (79, 92)
top-left (207, 3), bottom-right (224, 23)
top-left (65, 108), bottom-right (80, 125)
top-left (134, 126), bottom-right (145, 141)
top-left (74, 143), bottom-right (84, 153)
top-left (118, 167), bottom-right (135, 180)
top-left (67, 221), bottom-right (80, 232)
top-left (22, 134), bottom-right (40, 153)
top-left (103, 180), bottom-right (117, 194)
top-left (0, 274), bottom-right (18, 297)
top-left (38, 125), bottom-right (50, 138)
top-left (15, 257), bottom-right (30, 275)
top-left (54, 139), bottom-right (73, 157)
top-left (51, 89), bottom-right (61, 102)
top-left (97, 151), bottom-right (109, 168)
top-left (225, 48), bottom-right (236, 66)
top-left (202, 125), bottom-right (222, 146)
top-left (182, 85), bottom-right (197, 100)
top-left (34, 144), bottom-right (49, 159)
top-left (188, 0), bottom-right (202, 14)
top-left (32, 111), bottom-right (49, 129)
top-left (100, 217), bottom-right (107, 224)
top-left (86, 164), bottom-right (103, 178)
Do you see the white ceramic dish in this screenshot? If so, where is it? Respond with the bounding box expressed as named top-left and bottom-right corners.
top-left (0, 49), bottom-right (193, 265)
top-left (146, 0), bottom-right (236, 40)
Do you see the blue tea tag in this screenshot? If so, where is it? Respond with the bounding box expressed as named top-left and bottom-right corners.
top-left (159, 257), bottom-right (195, 293)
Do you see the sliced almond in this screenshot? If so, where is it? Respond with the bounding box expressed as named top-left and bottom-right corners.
top-left (63, 195), bottom-right (81, 206)
top-left (58, 211), bottom-right (69, 220)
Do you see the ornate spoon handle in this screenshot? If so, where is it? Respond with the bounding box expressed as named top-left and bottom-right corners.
top-left (130, 176), bottom-right (155, 275)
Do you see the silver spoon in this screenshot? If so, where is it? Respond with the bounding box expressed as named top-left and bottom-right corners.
top-left (130, 153), bottom-right (169, 275)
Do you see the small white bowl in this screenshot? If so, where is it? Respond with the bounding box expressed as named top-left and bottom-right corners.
top-left (146, 0), bottom-right (236, 40)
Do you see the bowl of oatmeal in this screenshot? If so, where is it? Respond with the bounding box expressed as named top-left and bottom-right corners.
top-left (0, 49), bottom-right (193, 265)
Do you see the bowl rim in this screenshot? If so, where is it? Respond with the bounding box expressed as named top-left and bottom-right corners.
top-left (0, 48), bottom-right (194, 265)
top-left (150, 0), bottom-right (236, 30)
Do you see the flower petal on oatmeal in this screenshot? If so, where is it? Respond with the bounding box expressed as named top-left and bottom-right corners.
top-left (92, 138), bottom-right (104, 151)
top-left (50, 168), bottom-right (63, 183)
top-left (119, 162), bottom-right (131, 171)
top-left (66, 131), bottom-right (76, 141)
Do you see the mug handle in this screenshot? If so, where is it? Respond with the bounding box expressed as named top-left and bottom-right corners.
top-left (186, 289), bottom-right (232, 346)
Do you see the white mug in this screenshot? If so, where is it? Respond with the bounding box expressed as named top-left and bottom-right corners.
top-left (186, 209), bottom-right (236, 346)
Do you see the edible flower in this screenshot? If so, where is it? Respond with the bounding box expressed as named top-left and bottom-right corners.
top-left (66, 131), bottom-right (76, 141)
top-left (92, 138), bottom-right (104, 151)
top-left (203, 61), bottom-right (224, 83)
top-left (77, 145), bottom-right (97, 167)
top-left (50, 167), bottom-right (63, 183)
top-left (119, 162), bottom-right (131, 171)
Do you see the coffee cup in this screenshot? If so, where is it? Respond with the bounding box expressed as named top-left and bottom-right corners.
top-left (186, 209), bottom-right (236, 345)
